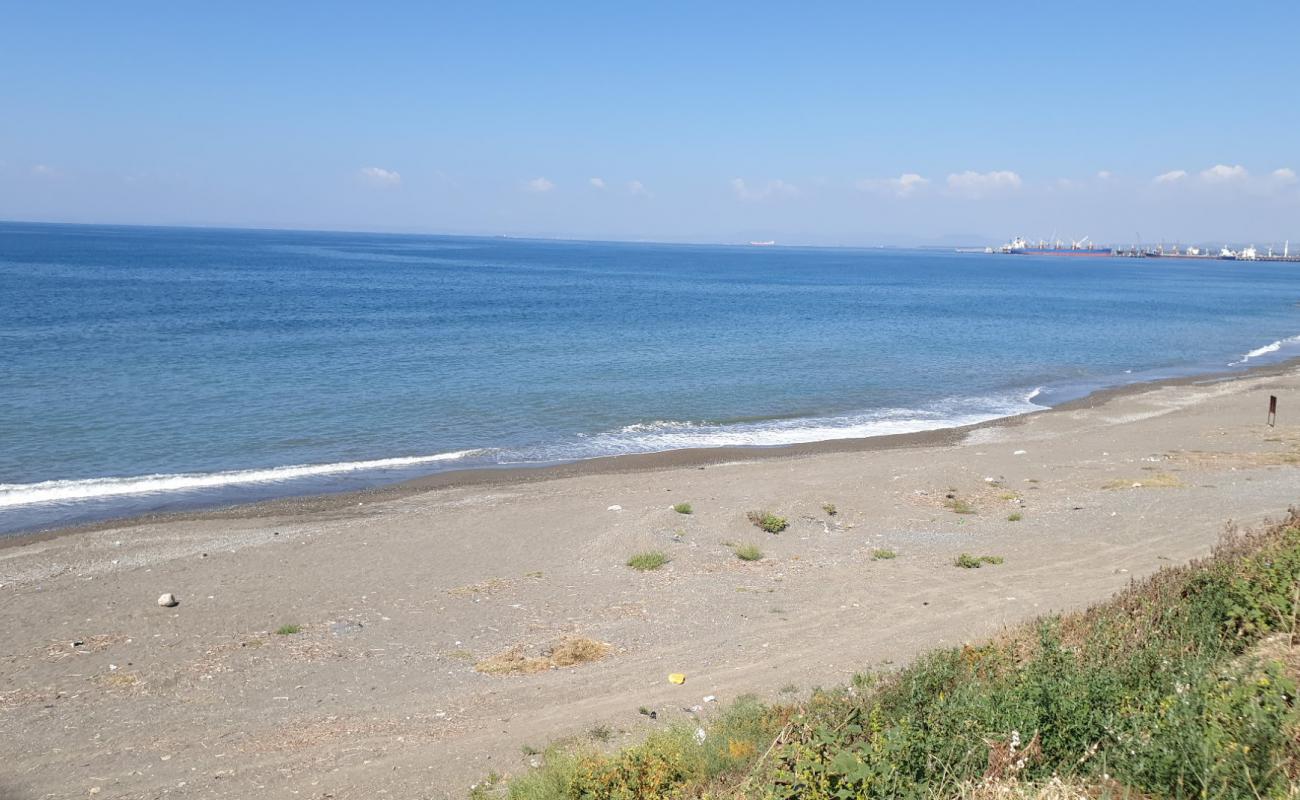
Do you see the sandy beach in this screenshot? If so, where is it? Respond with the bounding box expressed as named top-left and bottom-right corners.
top-left (2, 364), bottom-right (1299, 800)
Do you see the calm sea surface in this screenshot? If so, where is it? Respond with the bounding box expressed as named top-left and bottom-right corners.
top-left (3, 222), bottom-right (1299, 533)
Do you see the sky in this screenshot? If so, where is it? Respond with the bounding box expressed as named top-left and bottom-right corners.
top-left (2, 1), bottom-right (1298, 246)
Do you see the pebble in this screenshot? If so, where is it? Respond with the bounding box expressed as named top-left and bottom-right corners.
top-left (607, 505), bottom-right (622, 512)
top-left (157, 593), bottom-right (179, 608)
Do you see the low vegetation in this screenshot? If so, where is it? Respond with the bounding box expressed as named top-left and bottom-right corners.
top-left (626, 550), bottom-right (669, 571)
top-left (955, 553), bottom-right (1004, 568)
top-left (672, 502), bottom-right (693, 515)
top-left (871, 548), bottom-right (897, 560)
top-left (748, 510), bottom-right (789, 533)
top-left (1103, 472), bottom-right (1185, 490)
top-left (734, 543), bottom-right (764, 562)
top-left (945, 497), bottom-right (977, 514)
top-left (822, 503), bottom-right (838, 516)
top-left (275, 624), bottom-right (302, 636)
top-left (1008, 512), bottom-right (1023, 522)
top-left (475, 636), bottom-right (610, 676)
top-left (485, 511), bottom-right (1300, 799)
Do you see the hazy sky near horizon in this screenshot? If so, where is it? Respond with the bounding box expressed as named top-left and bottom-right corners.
top-left (2, 1), bottom-right (1298, 245)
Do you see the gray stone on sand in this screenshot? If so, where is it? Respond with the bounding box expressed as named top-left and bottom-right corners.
top-left (330, 620), bottom-right (364, 636)
top-left (157, 593), bottom-right (179, 608)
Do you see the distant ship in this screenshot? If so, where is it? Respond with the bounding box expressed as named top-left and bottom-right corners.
top-left (749, 240), bottom-right (776, 247)
top-left (999, 236), bottom-right (1112, 257)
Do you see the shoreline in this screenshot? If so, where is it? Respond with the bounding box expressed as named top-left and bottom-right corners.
top-left (6, 354), bottom-right (1297, 550)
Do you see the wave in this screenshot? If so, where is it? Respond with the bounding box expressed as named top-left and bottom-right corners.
top-left (1231, 334), bottom-right (1300, 365)
top-left (0, 450), bottom-right (485, 509)
top-left (1, 389), bottom-right (1046, 512)
top-left (508, 389), bottom-right (1046, 460)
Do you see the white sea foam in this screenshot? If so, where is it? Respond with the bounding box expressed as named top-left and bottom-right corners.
top-left (0, 450), bottom-right (484, 509)
top-left (520, 389), bottom-right (1047, 459)
top-left (1231, 334), bottom-right (1300, 365)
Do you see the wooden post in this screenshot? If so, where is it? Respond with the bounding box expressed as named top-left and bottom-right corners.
top-left (1268, 395), bottom-right (1277, 427)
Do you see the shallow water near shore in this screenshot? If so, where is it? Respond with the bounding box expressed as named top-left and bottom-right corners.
top-left (3, 221), bottom-right (1300, 533)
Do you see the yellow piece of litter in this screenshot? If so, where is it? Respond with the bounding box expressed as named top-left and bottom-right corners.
top-left (668, 673), bottom-right (686, 685)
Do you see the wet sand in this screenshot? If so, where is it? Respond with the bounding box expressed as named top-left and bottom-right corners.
top-left (2, 362), bottom-right (1299, 799)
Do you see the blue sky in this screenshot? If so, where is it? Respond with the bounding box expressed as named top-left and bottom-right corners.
top-left (2, 1), bottom-right (1298, 245)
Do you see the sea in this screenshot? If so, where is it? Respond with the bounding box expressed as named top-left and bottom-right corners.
top-left (3, 221), bottom-right (1299, 535)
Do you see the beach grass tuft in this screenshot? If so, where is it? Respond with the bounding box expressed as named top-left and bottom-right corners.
top-left (944, 497), bottom-right (976, 514)
top-left (275, 624), bottom-right (302, 636)
top-left (672, 502), bottom-right (693, 515)
top-left (734, 543), bottom-right (764, 562)
top-left (822, 503), bottom-right (838, 516)
top-left (626, 550), bottom-right (669, 571)
top-left (1007, 512), bottom-right (1023, 522)
top-left (871, 548), bottom-right (897, 560)
top-left (955, 553), bottom-right (1003, 568)
top-left (747, 510), bottom-right (789, 533)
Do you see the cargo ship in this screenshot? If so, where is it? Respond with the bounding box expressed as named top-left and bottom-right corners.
top-left (997, 236), bottom-right (1112, 256)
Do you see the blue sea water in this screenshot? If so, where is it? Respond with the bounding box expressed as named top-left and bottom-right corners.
top-left (2, 221), bottom-right (1300, 534)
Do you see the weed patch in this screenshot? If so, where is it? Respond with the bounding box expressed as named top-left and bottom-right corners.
top-left (626, 551), bottom-right (669, 571)
top-left (748, 510), bottom-right (789, 533)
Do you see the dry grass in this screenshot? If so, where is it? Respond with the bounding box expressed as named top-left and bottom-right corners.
top-left (475, 636), bottom-right (611, 675)
top-left (945, 497), bottom-right (977, 514)
top-left (446, 577), bottom-right (511, 597)
top-left (1101, 472), bottom-right (1183, 490)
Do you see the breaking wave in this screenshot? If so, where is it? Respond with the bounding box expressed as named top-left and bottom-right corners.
top-left (0, 450), bottom-right (485, 509)
top-left (1231, 334), bottom-right (1300, 365)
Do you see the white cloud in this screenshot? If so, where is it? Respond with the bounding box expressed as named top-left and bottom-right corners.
top-left (1199, 164), bottom-right (1248, 183)
top-left (730, 177), bottom-right (800, 201)
top-left (525, 176), bottom-right (555, 193)
top-left (1153, 169), bottom-right (1187, 184)
top-left (856, 173), bottom-right (929, 197)
top-left (945, 170), bottom-right (1021, 198)
top-left (588, 177), bottom-right (606, 189)
top-left (1097, 170), bottom-right (1113, 180)
top-left (627, 179), bottom-right (648, 196)
top-left (1271, 167), bottom-right (1297, 184)
top-left (358, 166), bottom-right (401, 187)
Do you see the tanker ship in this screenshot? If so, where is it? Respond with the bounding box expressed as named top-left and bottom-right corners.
top-left (998, 236), bottom-right (1113, 256)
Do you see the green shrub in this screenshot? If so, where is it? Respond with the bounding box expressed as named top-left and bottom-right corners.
top-left (748, 510), bottom-right (789, 533)
top-left (945, 498), bottom-right (976, 514)
top-left (1007, 512), bottom-right (1023, 522)
top-left (955, 553), bottom-right (1002, 568)
top-left (822, 503), bottom-right (838, 516)
top-left (626, 551), bottom-right (669, 571)
top-left (275, 623), bottom-right (302, 636)
top-left (871, 549), bottom-right (897, 560)
top-left (672, 502), bottom-right (693, 515)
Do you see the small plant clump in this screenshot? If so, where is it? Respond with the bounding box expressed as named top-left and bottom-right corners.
top-left (822, 503), bottom-right (837, 516)
top-left (747, 510), bottom-right (789, 533)
top-left (672, 502), bottom-right (693, 515)
top-left (871, 548), bottom-right (897, 560)
top-left (955, 553), bottom-right (1003, 568)
top-left (275, 624), bottom-right (302, 636)
top-left (944, 497), bottom-right (976, 514)
top-left (1007, 512), bottom-right (1023, 522)
top-left (627, 550), bottom-right (669, 571)
top-left (734, 543), bottom-right (764, 562)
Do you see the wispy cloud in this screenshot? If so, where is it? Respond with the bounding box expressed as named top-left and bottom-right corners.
top-left (1097, 170), bottom-right (1113, 180)
top-left (1271, 167), bottom-right (1297, 185)
top-left (730, 177), bottom-right (800, 201)
top-left (525, 176), bottom-right (555, 193)
top-left (627, 179), bottom-right (649, 196)
top-left (945, 170), bottom-right (1021, 198)
top-left (358, 166), bottom-right (401, 187)
top-left (588, 177), bottom-right (605, 190)
top-left (1153, 169), bottom-right (1187, 184)
top-left (857, 173), bottom-right (929, 197)
top-left (1199, 163), bottom-right (1248, 183)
